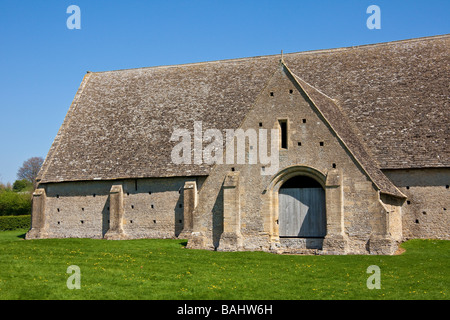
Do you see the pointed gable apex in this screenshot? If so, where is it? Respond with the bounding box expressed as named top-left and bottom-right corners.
top-left (282, 61), bottom-right (405, 198)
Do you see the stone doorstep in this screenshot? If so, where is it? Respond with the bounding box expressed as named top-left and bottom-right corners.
top-left (274, 248), bottom-right (322, 255)
top-left (274, 237), bottom-right (324, 255)
top-left (279, 237), bottom-right (323, 248)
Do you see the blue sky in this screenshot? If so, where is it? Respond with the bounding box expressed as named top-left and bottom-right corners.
top-left (0, 0), bottom-right (448, 184)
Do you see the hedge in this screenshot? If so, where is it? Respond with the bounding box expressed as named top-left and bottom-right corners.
top-left (0, 189), bottom-right (32, 216)
top-left (0, 215), bottom-right (31, 231)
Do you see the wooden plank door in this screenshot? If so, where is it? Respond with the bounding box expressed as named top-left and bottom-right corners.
top-left (279, 187), bottom-right (326, 237)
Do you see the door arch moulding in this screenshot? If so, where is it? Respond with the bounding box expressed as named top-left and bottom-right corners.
top-left (264, 165), bottom-right (349, 254)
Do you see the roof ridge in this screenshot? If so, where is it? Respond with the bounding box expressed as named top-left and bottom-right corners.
top-left (91, 54), bottom-right (276, 74)
top-left (285, 33), bottom-right (450, 56)
top-left (90, 34), bottom-right (449, 74)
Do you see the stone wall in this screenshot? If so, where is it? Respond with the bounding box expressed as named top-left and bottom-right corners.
top-left (28, 177), bottom-right (206, 239)
top-left (383, 168), bottom-right (450, 240)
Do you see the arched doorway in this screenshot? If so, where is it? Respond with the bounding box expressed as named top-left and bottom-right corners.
top-left (278, 175), bottom-right (326, 238)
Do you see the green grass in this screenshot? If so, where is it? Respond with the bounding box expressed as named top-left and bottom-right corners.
top-left (0, 229), bottom-right (448, 300)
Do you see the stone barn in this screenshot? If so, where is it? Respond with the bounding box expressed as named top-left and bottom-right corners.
top-left (27, 35), bottom-right (449, 254)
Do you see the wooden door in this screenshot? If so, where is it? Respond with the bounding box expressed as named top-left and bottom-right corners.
top-left (279, 187), bottom-right (326, 237)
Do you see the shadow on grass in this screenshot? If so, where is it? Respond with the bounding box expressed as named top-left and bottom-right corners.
top-left (179, 240), bottom-right (188, 247)
top-left (17, 232), bottom-right (26, 239)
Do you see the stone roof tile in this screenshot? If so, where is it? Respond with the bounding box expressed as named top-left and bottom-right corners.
top-left (38, 35), bottom-right (450, 183)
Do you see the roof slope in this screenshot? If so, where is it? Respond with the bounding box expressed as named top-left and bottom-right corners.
top-left (282, 35), bottom-right (450, 170)
top-left (38, 35), bottom-right (449, 183)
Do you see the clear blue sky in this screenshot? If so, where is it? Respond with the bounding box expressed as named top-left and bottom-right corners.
top-left (0, 0), bottom-right (448, 184)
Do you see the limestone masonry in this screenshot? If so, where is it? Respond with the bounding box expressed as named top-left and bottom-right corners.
top-left (27, 35), bottom-right (450, 254)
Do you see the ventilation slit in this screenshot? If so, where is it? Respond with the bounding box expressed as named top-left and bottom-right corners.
top-left (279, 120), bottom-right (287, 149)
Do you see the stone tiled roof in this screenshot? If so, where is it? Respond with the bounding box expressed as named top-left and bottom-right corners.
top-left (282, 35), bottom-right (449, 170)
top-left (38, 35), bottom-right (449, 184)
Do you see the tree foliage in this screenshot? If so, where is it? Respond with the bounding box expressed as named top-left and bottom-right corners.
top-left (12, 179), bottom-right (33, 192)
top-left (17, 156), bottom-right (43, 186)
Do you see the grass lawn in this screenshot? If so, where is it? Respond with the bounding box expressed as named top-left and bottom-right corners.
top-left (0, 229), bottom-right (448, 300)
